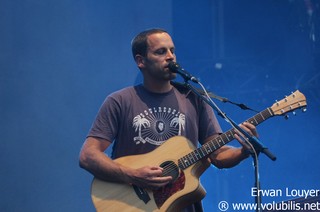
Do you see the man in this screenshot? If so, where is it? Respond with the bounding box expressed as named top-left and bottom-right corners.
top-left (79, 28), bottom-right (258, 211)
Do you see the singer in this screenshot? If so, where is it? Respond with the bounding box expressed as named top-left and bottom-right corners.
top-left (79, 28), bottom-right (259, 212)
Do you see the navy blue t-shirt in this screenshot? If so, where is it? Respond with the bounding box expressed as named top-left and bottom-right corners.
top-left (88, 83), bottom-right (222, 159)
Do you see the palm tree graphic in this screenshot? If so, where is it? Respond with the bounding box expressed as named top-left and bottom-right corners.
top-left (133, 114), bottom-right (150, 144)
top-left (170, 113), bottom-right (185, 135)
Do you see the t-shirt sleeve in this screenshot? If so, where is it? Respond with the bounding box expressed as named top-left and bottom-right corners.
top-left (87, 95), bottom-right (120, 142)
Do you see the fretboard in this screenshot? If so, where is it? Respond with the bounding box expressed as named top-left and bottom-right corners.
top-left (178, 107), bottom-right (274, 169)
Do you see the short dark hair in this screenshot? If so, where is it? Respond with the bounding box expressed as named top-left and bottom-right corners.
top-left (131, 28), bottom-right (168, 59)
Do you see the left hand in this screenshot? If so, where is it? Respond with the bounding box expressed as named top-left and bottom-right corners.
top-left (234, 122), bottom-right (259, 156)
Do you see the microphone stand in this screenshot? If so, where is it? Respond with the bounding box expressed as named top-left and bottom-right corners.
top-left (181, 80), bottom-right (276, 212)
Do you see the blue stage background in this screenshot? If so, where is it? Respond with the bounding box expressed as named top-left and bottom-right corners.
top-left (1, 0), bottom-right (319, 211)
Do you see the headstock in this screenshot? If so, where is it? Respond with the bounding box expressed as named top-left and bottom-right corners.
top-left (270, 90), bottom-right (307, 116)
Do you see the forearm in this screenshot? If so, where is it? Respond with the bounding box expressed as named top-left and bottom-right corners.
top-left (80, 151), bottom-right (130, 182)
top-left (210, 145), bottom-right (250, 169)
top-left (79, 137), bottom-right (133, 183)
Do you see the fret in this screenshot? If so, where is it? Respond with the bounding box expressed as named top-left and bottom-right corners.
top-left (185, 154), bottom-right (190, 165)
top-left (260, 108), bottom-right (271, 121)
top-left (178, 159), bottom-right (185, 169)
top-left (182, 156), bottom-right (190, 167)
top-left (181, 156), bottom-right (189, 167)
top-left (266, 107), bottom-right (274, 117)
top-left (257, 114), bottom-right (264, 122)
top-left (209, 140), bottom-right (217, 150)
top-left (194, 150), bottom-right (201, 160)
top-left (251, 115), bottom-right (259, 125)
top-left (204, 143), bottom-right (213, 154)
top-left (260, 111), bottom-right (267, 120)
top-left (225, 130), bottom-right (234, 140)
top-left (198, 148), bottom-right (205, 158)
top-left (216, 137), bottom-right (223, 146)
top-left (194, 150), bottom-right (200, 160)
top-left (189, 153), bottom-right (196, 163)
top-left (202, 145), bottom-right (208, 154)
top-left (186, 155), bottom-right (191, 164)
top-left (259, 113), bottom-right (264, 121)
top-left (210, 141), bottom-right (218, 151)
top-left (215, 139), bottom-right (221, 148)
top-left (247, 117), bottom-right (254, 125)
top-left (221, 136), bottom-right (227, 145)
top-left (220, 133), bottom-right (227, 143)
top-left (192, 151), bottom-right (196, 160)
top-left (247, 109), bottom-right (273, 126)
top-left (208, 143), bottom-right (214, 152)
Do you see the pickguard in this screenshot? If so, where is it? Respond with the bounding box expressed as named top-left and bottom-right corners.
top-left (153, 171), bottom-right (186, 208)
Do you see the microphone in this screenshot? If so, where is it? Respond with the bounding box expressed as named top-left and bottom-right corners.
top-left (168, 61), bottom-right (199, 83)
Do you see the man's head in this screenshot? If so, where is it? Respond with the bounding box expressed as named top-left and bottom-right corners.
top-left (131, 28), bottom-right (177, 88)
top-left (131, 28), bottom-right (168, 59)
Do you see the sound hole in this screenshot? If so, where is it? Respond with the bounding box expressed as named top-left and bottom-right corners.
top-left (159, 161), bottom-right (180, 182)
top-left (154, 161), bottom-right (185, 208)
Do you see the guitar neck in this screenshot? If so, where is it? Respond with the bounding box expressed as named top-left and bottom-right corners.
top-left (178, 107), bottom-right (274, 170)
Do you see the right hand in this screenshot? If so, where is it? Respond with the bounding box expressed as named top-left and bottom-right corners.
top-left (128, 166), bottom-right (173, 190)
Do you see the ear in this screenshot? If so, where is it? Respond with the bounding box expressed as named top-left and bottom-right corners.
top-left (135, 55), bottom-right (145, 69)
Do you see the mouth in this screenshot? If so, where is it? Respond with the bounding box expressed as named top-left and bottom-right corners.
top-left (165, 61), bottom-right (175, 69)
top-left (165, 66), bottom-right (173, 73)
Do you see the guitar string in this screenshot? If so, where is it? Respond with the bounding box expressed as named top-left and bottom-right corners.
top-left (160, 136), bottom-right (229, 176)
top-left (160, 146), bottom-right (211, 176)
top-left (160, 109), bottom-right (269, 176)
top-left (160, 150), bottom-right (206, 176)
top-left (159, 119), bottom-right (261, 176)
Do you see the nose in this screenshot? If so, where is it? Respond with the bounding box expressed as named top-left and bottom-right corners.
top-left (166, 50), bottom-right (175, 60)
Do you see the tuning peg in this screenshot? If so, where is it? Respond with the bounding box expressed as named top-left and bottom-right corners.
top-left (284, 114), bottom-right (289, 120)
top-left (302, 107), bottom-right (307, 112)
top-left (292, 111), bottom-right (296, 116)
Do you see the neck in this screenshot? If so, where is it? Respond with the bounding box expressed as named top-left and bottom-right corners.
top-left (143, 80), bottom-right (173, 93)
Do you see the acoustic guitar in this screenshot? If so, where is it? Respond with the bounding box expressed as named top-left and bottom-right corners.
top-left (91, 90), bottom-right (307, 212)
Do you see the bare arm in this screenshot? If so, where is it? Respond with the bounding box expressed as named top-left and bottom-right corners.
top-left (79, 137), bottom-right (172, 189)
top-left (208, 122), bottom-right (257, 169)
top-left (209, 145), bottom-right (250, 168)
top-left (79, 137), bottom-right (129, 181)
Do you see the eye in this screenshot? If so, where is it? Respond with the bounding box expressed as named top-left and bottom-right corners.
top-left (154, 48), bottom-right (175, 56)
top-left (155, 48), bottom-right (166, 55)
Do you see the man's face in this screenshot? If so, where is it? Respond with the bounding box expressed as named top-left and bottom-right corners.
top-left (140, 32), bottom-right (177, 81)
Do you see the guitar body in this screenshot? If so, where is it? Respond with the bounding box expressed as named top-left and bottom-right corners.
top-left (91, 136), bottom-right (211, 212)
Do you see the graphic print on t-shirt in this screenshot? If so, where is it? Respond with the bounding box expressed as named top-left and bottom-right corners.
top-left (133, 106), bottom-right (185, 146)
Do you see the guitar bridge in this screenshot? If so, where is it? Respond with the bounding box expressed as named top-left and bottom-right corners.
top-left (132, 184), bottom-right (151, 204)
